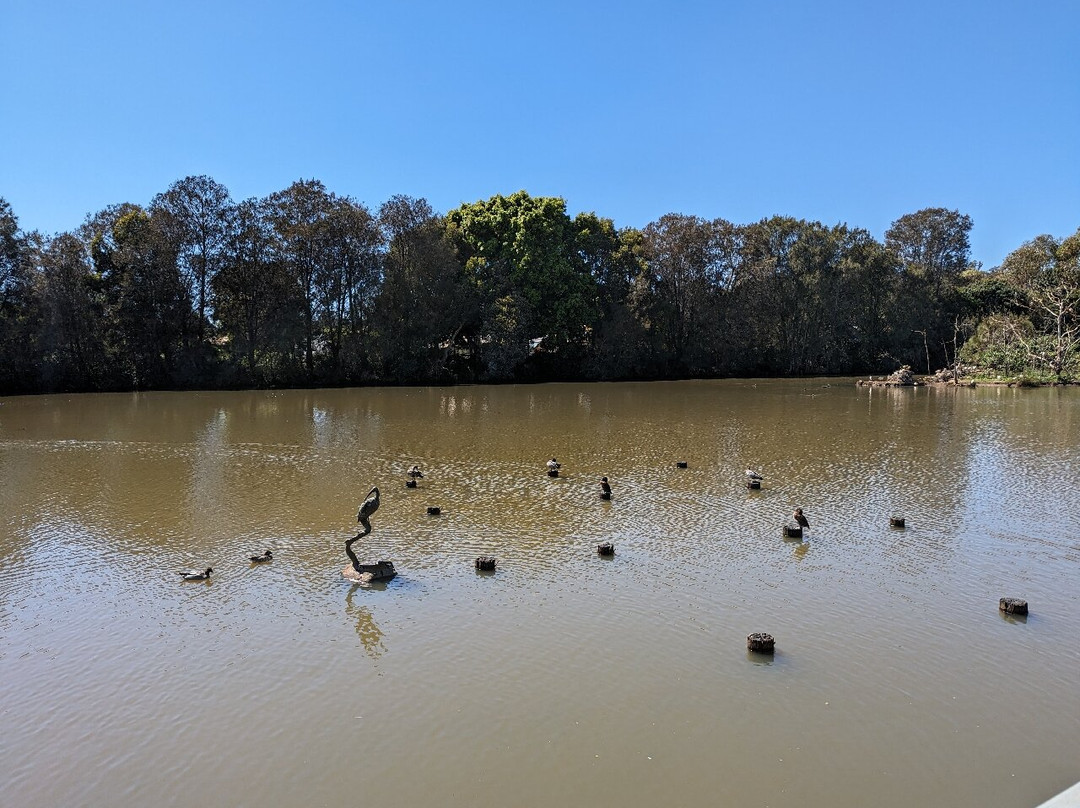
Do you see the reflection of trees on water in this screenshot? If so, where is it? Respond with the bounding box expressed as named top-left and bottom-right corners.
top-left (345, 588), bottom-right (386, 658)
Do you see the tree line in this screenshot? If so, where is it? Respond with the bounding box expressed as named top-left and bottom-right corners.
top-left (1, 177), bottom-right (1077, 394)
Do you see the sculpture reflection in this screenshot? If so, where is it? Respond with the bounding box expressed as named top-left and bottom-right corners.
top-left (345, 588), bottom-right (387, 658)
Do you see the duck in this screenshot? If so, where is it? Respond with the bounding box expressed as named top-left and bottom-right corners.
top-left (179, 567), bottom-right (213, 581)
top-left (599, 476), bottom-right (612, 499)
top-left (250, 550), bottom-right (273, 563)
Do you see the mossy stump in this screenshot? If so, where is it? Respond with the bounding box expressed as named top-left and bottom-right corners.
top-left (999, 597), bottom-right (1028, 615)
top-left (475, 556), bottom-right (497, 571)
top-left (747, 633), bottom-right (775, 654)
top-left (597, 542), bottom-right (615, 557)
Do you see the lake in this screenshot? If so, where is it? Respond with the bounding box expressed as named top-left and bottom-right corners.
top-left (2, 380), bottom-right (1078, 807)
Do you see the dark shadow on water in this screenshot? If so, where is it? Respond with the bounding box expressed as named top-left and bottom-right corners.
top-left (746, 649), bottom-right (778, 667)
top-left (998, 610), bottom-right (1029, 625)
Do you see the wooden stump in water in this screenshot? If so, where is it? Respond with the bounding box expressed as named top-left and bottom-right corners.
top-left (999, 597), bottom-right (1028, 615)
top-left (783, 525), bottom-right (802, 539)
top-left (405, 479), bottom-right (417, 488)
top-left (427, 506), bottom-right (441, 515)
top-left (475, 556), bottom-right (497, 571)
top-left (890, 516), bottom-right (905, 528)
top-left (597, 542), bottom-right (615, 556)
top-left (600, 491), bottom-right (611, 500)
top-left (676, 461), bottom-right (688, 469)
top-left (747, 479), bottom-right (761, 490)
top-left (547, 469), bottom-right (559, 477)
top-left (747, 632), bottom-right (775, 654)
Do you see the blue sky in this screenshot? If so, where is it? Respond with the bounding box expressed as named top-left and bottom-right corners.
top-left (2, 0), bottom-right (1077, 269)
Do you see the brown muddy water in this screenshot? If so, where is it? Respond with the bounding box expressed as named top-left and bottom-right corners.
top-left (1, 380), bottom-right (1078, 807)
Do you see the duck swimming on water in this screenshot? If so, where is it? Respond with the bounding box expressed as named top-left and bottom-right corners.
top-left (179, 567), bottom-right (213, 581)
top-left (250, 550), bottom-right (273, 563)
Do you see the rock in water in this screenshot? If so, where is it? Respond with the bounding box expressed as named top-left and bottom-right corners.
top-left (342, 560), bottom-right (396, 584)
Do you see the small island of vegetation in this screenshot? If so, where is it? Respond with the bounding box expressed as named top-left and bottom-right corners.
top-left (0, 179), bottom-right (1076, 394)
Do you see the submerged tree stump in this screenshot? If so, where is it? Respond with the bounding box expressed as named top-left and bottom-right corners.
top-left (747, 633), bottom-right (775, 654)
top-left (747, 479), bottom-right (761, 490)
top-left (676, 461), bottom-right (688, 469)
top-left (475, 556), bottom-right (497, 571)
top-left (405, 479), bottom-right (417, 488)
top-left (783, 525), bottom-right (802, 539)
top-left (999, 597), bottom-right (1028, 615)
top-left (600, 491), bottom-right (612, 500)
top-left (890, 516), bottom-right (905, 528)
top-left (547, 469), bottom-right (559, 477)
top-left (427, 506), bottom-right (441, 516)
top-left (597, 542), bottom-right (615, 556)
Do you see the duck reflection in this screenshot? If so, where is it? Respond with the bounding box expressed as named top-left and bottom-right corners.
top-left (345, 588), bottom-right (387, 658)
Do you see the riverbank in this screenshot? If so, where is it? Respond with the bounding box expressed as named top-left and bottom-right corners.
top-left (857, 364), bottom-right (1078, 388)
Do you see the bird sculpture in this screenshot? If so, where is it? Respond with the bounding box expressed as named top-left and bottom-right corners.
top-left (355, 486), bottom-right (380, 536)
top-left (179, 567), bottom-right (213, 581)
top-left (347, 486), bottom-right (382, 574)
top-left (793, 508), bottom-right (810, 529)
top-left (745, 467), bottom-right (764, 482)
top-left (250, 550), bottom-right (273, 563)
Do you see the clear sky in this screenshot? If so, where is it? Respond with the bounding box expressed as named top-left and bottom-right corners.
top-left (2, 0), bottom-right (1077, 269)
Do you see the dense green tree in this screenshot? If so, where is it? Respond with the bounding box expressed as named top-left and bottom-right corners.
top-left (885, 207), bottom-right (974, 295)
top-left (0, 199), bottom-right (42, 392)
top-left (832, 227), bottom-right (900, 371)
top-left (316, 196), bottom-right (381, 381)
top-left (1000, 228), bottom-right (1080, 378)
top-left (150, 176), bottom-right (233, 343)
top-left (213, 198), bottom-right (294, 382)
top-left (884, 207), bottom-right (976, 371)
top-left (84, 205), bottom-right (193, 387)
top-left (266, 179), bottom-right (364, 381)
top-left (640, 214), bottom-right (725, 372)
top-left (5, 174), bottom-right (1075, 391)
top-left (573, 213), bottom-right (652, 379)
top-left (372, 196), bottom-right (474, 382)
top-left (36, 232), bottom-right (106, 389)
top-left (445, 192), bottom-right (599, 379)
top-left (737, 216), bottom-right (822, 373)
